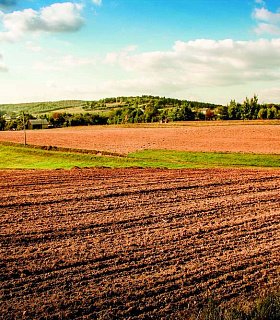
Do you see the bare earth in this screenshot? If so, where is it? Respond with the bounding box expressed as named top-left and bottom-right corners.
top-left (1, 168), bottom-right (280, 319)
top-left (1, 121), bottom-right (280, 154)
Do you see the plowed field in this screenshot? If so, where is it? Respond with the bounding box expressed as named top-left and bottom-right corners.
top-left (1, 168), bottom-right (280, 319)
top-left (1, 122), bottom-right (280, 154)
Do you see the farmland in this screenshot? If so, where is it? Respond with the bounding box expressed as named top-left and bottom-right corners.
top-left (1, 167), bottom-right (280, 319)
top-left (1, 121), bottom-right (280, 154)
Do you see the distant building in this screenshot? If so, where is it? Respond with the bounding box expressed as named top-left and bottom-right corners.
top-left (28, 119), bottom-right (49, 130)
top-left (199, 108), bottom-right (208, 115)
top-left (3, 114), bottom-right (18, 121)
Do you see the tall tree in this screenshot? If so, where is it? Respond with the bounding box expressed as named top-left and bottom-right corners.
top-left (0, 116), bottom-right (6, 130)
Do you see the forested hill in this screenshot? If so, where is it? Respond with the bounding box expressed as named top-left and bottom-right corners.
top-left (0, 96), bottom-right (218, 116)
top-left (0, 100), bottom-right (84, 116)
top-left (84, 96), bottom-right (219, 111)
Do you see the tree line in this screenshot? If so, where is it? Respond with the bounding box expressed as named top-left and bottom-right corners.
top-left (0, 113), bottom-right (108, 130)
top-left (0, 95), bottom-right (279, 130)
top-left (224, 95), bottom-right (280, 120)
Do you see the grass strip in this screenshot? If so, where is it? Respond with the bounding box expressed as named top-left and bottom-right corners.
top-left (128, 149), bottom-right (280, 168)
top-left (0, 144), bottom-right (183, 169)
top-left (0, 141), bottom-right (121, 156)
top-left (0, 143), bottom-right (279, 169)
top-left (0, 145), bottom-right (145, 169)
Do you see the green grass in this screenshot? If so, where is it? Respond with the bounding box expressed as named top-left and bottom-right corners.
top-left (0, 145), bottom-right (144, 169)
top-left (128, 149), bottom-right (280, 168)
top-left (0, 143), bottom-right (279, 170)
top-left (0, 144), bottom-right (177, 169)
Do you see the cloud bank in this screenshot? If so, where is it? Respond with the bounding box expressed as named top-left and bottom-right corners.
top-left (105, 39), bottom-right (280, 90)
top-left (0, 2), bottom-right (84, 42)
top-left (50, 38), bottom-right (280, 103)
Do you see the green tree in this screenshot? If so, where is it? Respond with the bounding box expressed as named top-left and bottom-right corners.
top-left (195, 111), bottom-right (206, 120)
top-left (69, 114), bottom-right (85, 126)
top-left (241, 95), bottom-right (259, 120)
top-left (50, 113), bottom-right (65, 127)
top-left (0, 116), bottom-right (6, 130)
top-left (241, 97), bottom-right (250, 120)
top-left (180, 104), bottom-right (195, 121)
top-left (168, 108), bottom-right (181, 121)
top-left (250, 94), bottom-right (259, 119)
top-left (257, 108), bottom-right (267, 119)
top-left (144, 104), bottom-right (159, 122)
top-left (215, 105), bottom-right (229, 120)
top-left (228, 100), bottom-right (238, 119)
top-left (267, 106), bottom-right (278, 119)
top-left (5, 119), bottom-right (18, 130)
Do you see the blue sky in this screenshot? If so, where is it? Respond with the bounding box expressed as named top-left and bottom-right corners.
top-left (1, 0), bottom-right (280, 104)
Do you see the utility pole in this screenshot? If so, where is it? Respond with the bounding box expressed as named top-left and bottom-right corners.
top-left (22, 112), bottom-right (26, 146)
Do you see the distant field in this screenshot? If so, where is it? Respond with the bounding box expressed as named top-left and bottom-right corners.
top-left (1, 121), bottom-right (280, 319)
top-left (0, 121), bottom-right (280, 155)
top-left (0, 100), bottom-right (85, 115)
top-left (47, 106), bottom-right (110, 115)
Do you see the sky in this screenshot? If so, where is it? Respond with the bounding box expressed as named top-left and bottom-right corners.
top-left (1, 0), bottom-right (280, 104)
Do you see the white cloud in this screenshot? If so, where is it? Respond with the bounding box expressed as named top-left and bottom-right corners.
top-left (253, 8), bottom-right (280, 23)
top-left (39, 3), bottom-right (84, 32)
top-left (48, 77), bottom-right (181, 101)
top-left (92, 0), bottom-right (102, 5)
top-left (96, 77), bottom-right (179, 96)
top-left (253, 7), bottom-right (280, 35)
top-left (25, 41), bottom-right (43, 52)
top-left (259, 87), bottom-right (280, 103)
top-left (255, 23), bottom-right (280, 35)
top-left (53, 38), bottom-right (280, 103)
top-left (33, 61), bottom-right (61, 72)
top-left (104, 39), bottom-right (280, 89)
top-left (33, 54), bottom-right (96, 71)
top-left (59, 55), bottom-right (96, 67)
top-left (105, 45), bottom-right (138, 64)
top-left (0, 52), bottom-right (8, 71)
top-left (12, 38), bottom-right (280, 104)
top-left (0, 2), bottom-right (84, 42)
top-left (0, 64), bottom-right (7, 72)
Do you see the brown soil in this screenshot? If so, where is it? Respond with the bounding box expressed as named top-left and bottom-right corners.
top-left (0, 121), bottom-right (280, 154)
top-left (1, 167), bottom-right (280, 319)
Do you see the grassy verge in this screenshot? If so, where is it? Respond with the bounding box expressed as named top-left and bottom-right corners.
top-left (0, 143), bottom-right (178, 169)
top-left (128, 149), bottom-right (280, 168)
top-left (0, 144), bottom-right (149, 169)
top-left (0, 142), bottom-right (279, 169)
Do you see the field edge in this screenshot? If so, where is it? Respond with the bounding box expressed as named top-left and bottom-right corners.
top-left (1, 141), bottom-right (280, 170)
